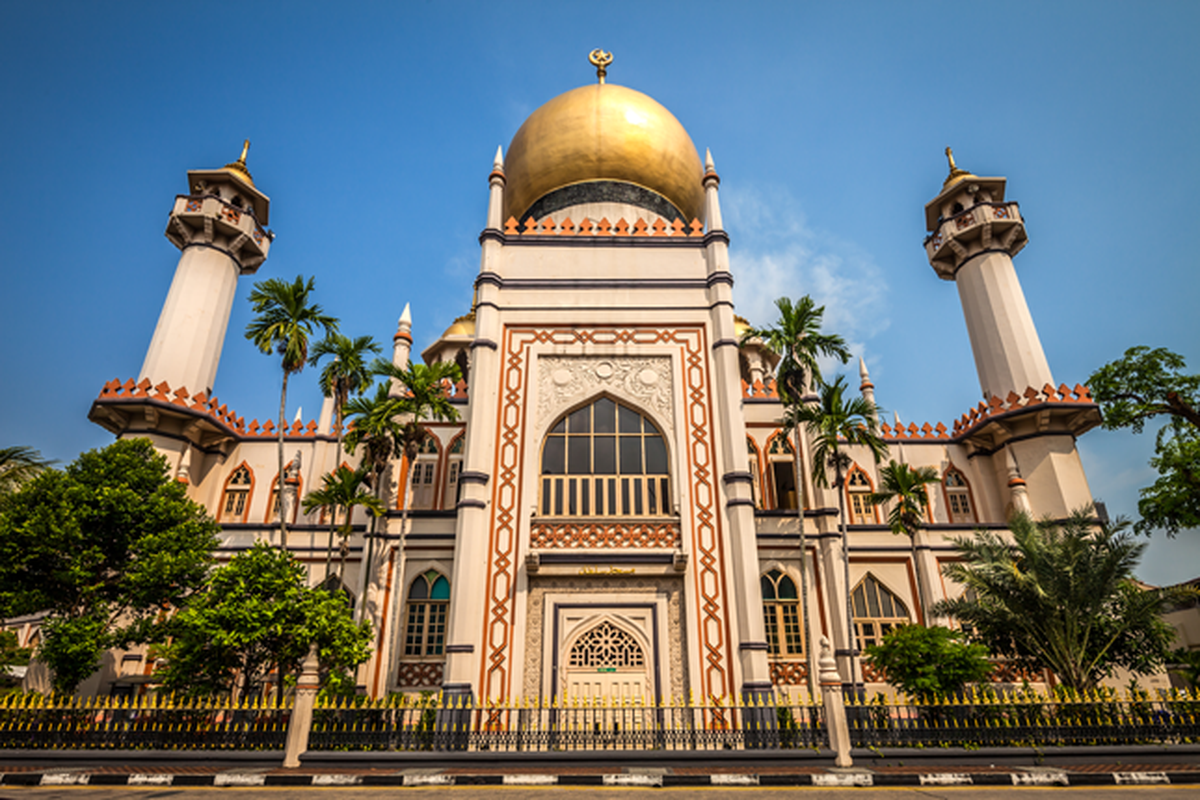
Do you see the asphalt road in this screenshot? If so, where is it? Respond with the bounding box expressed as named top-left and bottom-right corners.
top-left (1, 788), bottom-right (1198, 799)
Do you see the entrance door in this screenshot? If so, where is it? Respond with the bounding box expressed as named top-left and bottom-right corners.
top-left (562, 620), bottom-right (650, 703)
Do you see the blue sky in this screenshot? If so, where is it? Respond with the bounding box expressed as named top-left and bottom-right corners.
top-left (2, 1), bottom-right (1197, 582)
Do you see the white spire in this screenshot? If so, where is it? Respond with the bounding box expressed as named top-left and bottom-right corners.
top-left (493, 145), bottom-right (504, 170)
top-left (293, 406), bottom-right (303, 424)
top-left (705, 148), bottom-right (715, 172)
top-left (858, 356), bottom-right (870, 383)
top-left (398, 302), bottom-right (412, 330)
top-left (893, 410), bottom-right (902, 428)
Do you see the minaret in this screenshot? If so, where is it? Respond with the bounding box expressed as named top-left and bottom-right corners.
top-left (390, 303), bottom-right (413, 396)
top-left (924, 149), bottom-right (1052, 401)
top-left (139, 142), bottom-right (272, 396)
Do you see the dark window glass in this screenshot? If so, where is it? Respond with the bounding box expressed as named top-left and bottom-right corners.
top-left (594, 436), bottom-right (616, 473)
top-left (778, 575), bottom-right (798, 599)
top-left (409, 577), bottom-right (428, 600)
top-left (568, 406), bottom-right (590, 433)
top-left (542, 438), bottom-right (564, 474)
top-left (567, 437), bottom-right (590, 474)
top-left (594, 397), bottom-right (616, 433)
top-left (430, 576), bottom-right (450, 600)
top-left (644, 436), bottom-right (667, 473)
top-left (620, 436), bottom-right (642, 473)
top-left (551, 419), bottom-right (565, 434)
top-left (618, 406), bottom-right (641, 433)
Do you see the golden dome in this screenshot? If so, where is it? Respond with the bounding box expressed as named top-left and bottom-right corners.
top-left (733, 314), bottom-right (752, 339)
top-left (942, 146), bottom-right (975, 189)
top-left (222, 140), bottom-right (255, 187)
top-left (441, 311), bottom-right (475, 339)
top-left (503, 83), bottom-right (705, 223)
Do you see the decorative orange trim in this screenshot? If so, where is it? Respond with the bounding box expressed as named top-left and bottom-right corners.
top-left (845, 463), bottom-right (879, 524)
top-left (941, 464), bottom-right (979, 524)
top-left (219, 461), bottom-right (255, 524)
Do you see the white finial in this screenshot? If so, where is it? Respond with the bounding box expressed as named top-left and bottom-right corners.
top-left (493, 146), bottom-right (504, 170)
top-left (398, 302), bottom-right (412, 329)
top-left (293, 406), bottom-right (303, 424)
top-left (859, 356), bottom-right (870, 382)
top-left (705, 148), bottom-right (715, 172)
top-left (893, 410), bottom-right (902, 428)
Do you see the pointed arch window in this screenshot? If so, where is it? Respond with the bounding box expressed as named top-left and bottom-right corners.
top-left (852, 574), bottom-right (910, 649)
top-left (767, 433), bottom-right (798, 511)
top-left (539, 397), bottom-right (670, 517)
top-left (847, 467), bottom-right (877, 524)
top-left (762, 569), bottom-right (804, 657)
top-left (443, 435), bottom-right (464, 510)
top-left (568, 621), bottom-right (645, 669)
top-left (220, 465), bottom-right (253, 523)
top-left (403, 570), bottom-right (450, 657)
top-left (943, 467), bottom-right (976, 523)
top-left (747, 437), bottom-right (763, 509)
top-left (266, 464), bottom-right (302, 525)
top-left (409, 436), bottom-right (440, 510)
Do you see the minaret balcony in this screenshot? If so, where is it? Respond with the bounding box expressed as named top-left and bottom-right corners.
top-left (924, 201), bottom-right (1026, 279)
top-left (165, 194), bottom-right (272, 271)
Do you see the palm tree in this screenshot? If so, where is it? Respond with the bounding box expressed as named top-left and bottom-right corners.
top-left (868, 461), bottom-right (941, 622)
top-left (789, 374), bottom-right (887, 693)
top-left (0, 446), bottom-right (54, 497)
top-left (301, 464), bottom-right (385, 583)
top-left (935, 509), bottom-right (1195, 692)
top-left (342, 383), bottom-right (405, 622)
top-left (245, 275), bottom-right (338, 549)
top-left (311, 333), bottom-right (381, 570)
top-left (743, 296), bottom-right (850, 698)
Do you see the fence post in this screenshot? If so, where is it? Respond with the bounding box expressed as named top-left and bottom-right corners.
top-left (818, 636), bottom-right (853, 767)
top-left (283, 646), bottom-right (320, 768)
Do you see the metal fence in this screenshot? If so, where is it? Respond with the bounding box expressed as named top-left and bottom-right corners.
top-left (309, 692), bottom-right (825, 752)
top-left (848, 686), bottom-right (1200, 749)
top-left (0, 692), bottom-right (289, 750)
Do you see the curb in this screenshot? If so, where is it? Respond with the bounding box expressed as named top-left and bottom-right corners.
top-left (0, 769), bottom-right (1190, 787)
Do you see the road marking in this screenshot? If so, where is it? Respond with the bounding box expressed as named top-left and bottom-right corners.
top-left (919, 773), bottom-right (973, 785)
top-left (604, 774), bottom-right (664, 786)
top-left (711, 774), bottom-right (759, 785)
top-left (1011, 772), bottom-right (1069, 786)
top-left (215, 773), bottom-right (267, 786)
top-left (128, 774), bottom-right (174, 786)
top-left (40, 773), bottom-right (90, 786)
top-left (311, 774), bottom-right (363, 785)
top-left (503, 774), bottom-right (558, 785)
top-left (813, 773), bottom-right (873, 786)
top-left (1113, 772), bottom-right (1169, 784)
top-left (403, 773), bottom-right (453, 786)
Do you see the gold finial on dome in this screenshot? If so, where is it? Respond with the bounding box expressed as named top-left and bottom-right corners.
top-left (222, 139), bottom-right (254, 186)
top-left (943, 146), bottom-right (974, 189)
top-left (588, 49), bottom-right (613, 84)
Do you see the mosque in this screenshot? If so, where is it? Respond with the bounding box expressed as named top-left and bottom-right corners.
top-left (75, 53), bottom-right (1106, 701)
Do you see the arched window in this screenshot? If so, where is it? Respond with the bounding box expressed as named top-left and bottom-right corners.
top-left (568, 621), bottom-right (645, 668)
top-left (319, 574), bottom-right (355, 610)
top-left (219, 464), bottom-right (253, 523)
top-left (846, 467), bottom-right (876, 524)
top-left (761, 569), bottom-right (803, 657)
top-left (852, 574), bottom-right (910, 649)
top-left (767, 433), bottom-right (798, 510)
top-left (443, 434), bottom-right (464, 510)
top-left (409, 436), bottom-right (440, 510)
top-left (403, 570), bottom-right (450, 657)
top-left (266, 464), bottom-right (302, 525)
top-left (539, 397), bottom-right (670, 517)
top-left (747, 437), bottom-right (763, 509)
top-left (943, 467), bottom-right (976, 523)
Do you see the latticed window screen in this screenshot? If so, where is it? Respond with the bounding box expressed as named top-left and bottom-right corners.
top-left (567, 621), bottom-right (646, 668)
top-left (540, 397), bottom-right (670, 517)
top-left (747, 438), bottom-right (762, 509)
top-left (761, 569), bottom-right (803, 657)
top-left (852, 574), bottom-right (910, 649)
top-left (220, 466), bottom-right (251, 521)
top-left (847, 469), bottom-right (875, 524)
top-left (767, 434), bottom-right (798, 510)
top-left (404, 570), bottom-right (450, 656)
top-left (944, 469), bottom-right (975, 523)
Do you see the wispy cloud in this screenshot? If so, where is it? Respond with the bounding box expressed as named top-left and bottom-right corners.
top-left (725, 184), bottom-right (890, 376)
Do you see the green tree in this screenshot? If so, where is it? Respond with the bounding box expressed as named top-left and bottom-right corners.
top-left (1168, 647), bottom-right (1200, 689)
top-left (864, 625), bottom-right (992, 700)
top-left (302, 464), bottom-right (385, 582)
top-left (0, 445), bottom-right (54, 498)
top-left (245, 276), bottom-right (339, 548)
top-left (742, 295), bottom-right (850, 697)
top-left (159, 542), bottom-right (373, 701)
top-left (0, 439), bottom-right (219, 694)
top-left (869, 461), bottom-right (941, 619)
top-left (788, 374), bottom-right (887, 688)
top-left (934, 509), bottom-right (1194, 692)
top-left (310, 333), bottom-right (381, 572)
top-left (1087, 346), bottom-right (1200, 537)
top-left (0, 630), bottom-right (32, 693)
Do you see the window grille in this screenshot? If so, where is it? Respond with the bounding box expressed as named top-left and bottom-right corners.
top-left (220, 465), bottom-right (252, 522)
top-left (539, 398), bottom-right (670, 517)
top-left (852, 574), bottom-right (910, 649)
top-left (847, 469), bottom-right (876, 524)
top-left (404, 570), bottom-right (450, 657)
top-left (761, 569), bottom-right (804, 657)
top-left (944, 468), bottom-right (975, 523)
top-left (568, 621), bottom-right (645, 668)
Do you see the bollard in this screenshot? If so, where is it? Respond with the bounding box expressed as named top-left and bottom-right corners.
top-left (283, 645), bottom-right (320, 768)
top-left (818, 636), bottom-right (853, 767)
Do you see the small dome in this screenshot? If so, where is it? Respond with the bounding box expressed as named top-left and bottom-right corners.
top-left (503, 83), bottom-right (704, 223)
top-left (441, 311), bottom-right (475, 339)
top-left (222, 140), bottom-right (255, 187)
